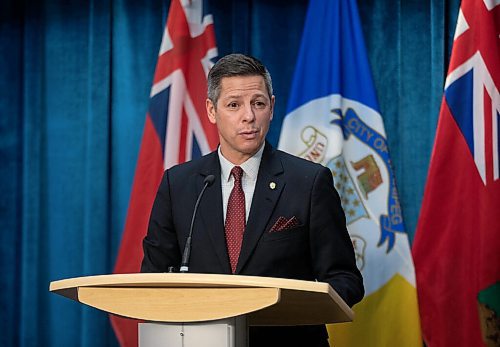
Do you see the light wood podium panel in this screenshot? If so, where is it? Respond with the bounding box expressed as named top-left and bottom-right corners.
top-left (49, 273), bottom-right (353, 326)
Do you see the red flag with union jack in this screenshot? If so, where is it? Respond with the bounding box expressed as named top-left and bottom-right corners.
top-left (111, 0), bottom-right (218, 345)
top-left (413, 0), bottom-right (499, 346)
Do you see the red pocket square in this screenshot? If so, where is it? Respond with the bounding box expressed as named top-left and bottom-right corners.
top-left (269, 216), bottom-right (300, 232)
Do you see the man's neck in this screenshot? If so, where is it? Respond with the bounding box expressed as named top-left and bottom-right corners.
top-left (218, 143), bottom-right (265, 166)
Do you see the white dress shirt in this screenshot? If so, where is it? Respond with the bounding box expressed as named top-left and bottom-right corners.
top-left (218, 144), bottom-right (264, 223)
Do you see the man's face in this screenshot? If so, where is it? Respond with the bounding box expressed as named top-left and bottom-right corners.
top-left (206, 75), bottom-right (274, 164)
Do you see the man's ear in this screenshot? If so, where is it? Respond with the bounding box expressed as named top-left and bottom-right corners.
top-left (270, 95), bottom-right (275, 121)
top-left (206, 98), bottom-right (217, 124)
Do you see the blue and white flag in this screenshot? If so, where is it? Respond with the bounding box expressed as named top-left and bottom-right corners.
top-left (278, 0), bottom-right (421, 345)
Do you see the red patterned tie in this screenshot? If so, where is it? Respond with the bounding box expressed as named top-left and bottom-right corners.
top-left (225, 166), bottom-right (245, 273)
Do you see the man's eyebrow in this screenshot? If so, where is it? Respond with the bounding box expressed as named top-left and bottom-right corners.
top-left (221, 92), bottom-right (268, 100)
top-left (221, 94), bottom-right (242, 101)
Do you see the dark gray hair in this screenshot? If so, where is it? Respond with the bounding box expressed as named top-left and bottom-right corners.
top-left (207, 53), bottom-right (273, 105)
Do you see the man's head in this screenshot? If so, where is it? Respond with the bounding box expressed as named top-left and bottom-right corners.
top-left (206, 54), bottom-right (275, 165)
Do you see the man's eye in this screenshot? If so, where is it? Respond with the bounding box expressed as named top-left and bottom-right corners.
top-left (228, 102), bottom-right (238, 108)
top-left (253, 101), bottom-right (266, 108)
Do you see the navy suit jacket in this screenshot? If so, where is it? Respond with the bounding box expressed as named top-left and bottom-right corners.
top-left (141, 142), bottom-right (364, 346)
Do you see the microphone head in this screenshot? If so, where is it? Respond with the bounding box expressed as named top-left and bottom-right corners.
top-left (204, 174), bottom-right (215, 186)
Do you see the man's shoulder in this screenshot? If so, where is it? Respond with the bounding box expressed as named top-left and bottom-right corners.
top-left (166, 150), bottom-right (218, 177)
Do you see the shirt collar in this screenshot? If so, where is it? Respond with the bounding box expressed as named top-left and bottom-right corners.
top-left (218, 143), bottom-right (265, 182)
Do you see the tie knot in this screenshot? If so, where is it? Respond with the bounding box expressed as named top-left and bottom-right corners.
top-left (231, 166), bottom-right (243, 182)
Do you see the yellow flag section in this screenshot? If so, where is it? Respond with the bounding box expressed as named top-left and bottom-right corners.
top-left (328, 274), bottom-right (421, 346)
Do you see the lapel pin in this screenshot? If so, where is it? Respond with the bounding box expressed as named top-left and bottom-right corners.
top-left (269, 182), bottom-right (276, 190)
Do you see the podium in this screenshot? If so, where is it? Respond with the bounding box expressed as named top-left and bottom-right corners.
top-left (50, 273), bottom-right (353, 346)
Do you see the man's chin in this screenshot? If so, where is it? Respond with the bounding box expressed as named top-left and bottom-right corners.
top-left (239, 140), bottom-right (264, 153)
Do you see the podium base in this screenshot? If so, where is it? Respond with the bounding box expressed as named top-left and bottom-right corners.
top-left (139, 316), bottom-right (248, 347)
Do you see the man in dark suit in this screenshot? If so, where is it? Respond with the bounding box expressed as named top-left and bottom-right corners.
top-left (141, 53), bottom-right (364, 347)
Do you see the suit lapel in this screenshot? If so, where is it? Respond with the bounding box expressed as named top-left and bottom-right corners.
top-left (236, 143), bottom-right (284, 274)
top-left (197, 152), bottom-right (231, 273)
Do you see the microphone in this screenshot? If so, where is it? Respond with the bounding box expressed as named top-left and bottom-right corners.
top-left (179, 174), bottom-right (215, 273)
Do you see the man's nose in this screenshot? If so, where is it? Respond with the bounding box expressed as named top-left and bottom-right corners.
top-left (242, 103), bottom-right (256, 122)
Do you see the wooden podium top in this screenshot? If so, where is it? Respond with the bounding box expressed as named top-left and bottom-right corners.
top-left (50, 273), bottom-right (353, 326)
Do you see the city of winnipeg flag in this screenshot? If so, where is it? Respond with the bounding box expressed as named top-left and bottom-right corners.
top-left (111, 0), bottom-right (218, 346)
top-left (413, 0), bottom-right (500, 346)
top-left (278, 0), bottom-right (421, 345)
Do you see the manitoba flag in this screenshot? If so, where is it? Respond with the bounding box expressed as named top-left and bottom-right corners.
top-left (413, 0), bottom-right (500, 346)
top-left (110, 0), bottom-right (218, 345)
